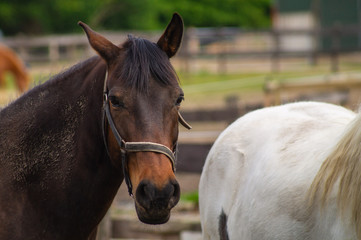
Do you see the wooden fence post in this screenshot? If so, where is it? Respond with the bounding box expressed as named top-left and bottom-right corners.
top-left (49, 41), bottom-right (60, 63)
top-left (330, 23), bottom-right (341, 73)
top-left (96, 210), bottom-right (112, 240)
top-left (271, 30), bottom-right (280, 74)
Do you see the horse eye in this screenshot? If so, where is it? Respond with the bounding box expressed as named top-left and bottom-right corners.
top-left (109, 96), bottom-right (124, 108)
top-left (175, 96), bottom-right (184, 106)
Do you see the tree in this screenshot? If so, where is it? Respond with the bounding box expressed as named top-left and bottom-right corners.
top-left (157, 0), bottom-right (271, 28)
top-left (0, 0), bottom-right (271, 36)
top-left (0, 0), bottom-right (99, 35)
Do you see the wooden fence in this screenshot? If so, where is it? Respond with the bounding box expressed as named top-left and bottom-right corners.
top-left (264, 72), bottom-right (361, 108)
top-left (1, 31), bottom-right (160, 63)
top-left (2, 24), bottom-right (361, 73)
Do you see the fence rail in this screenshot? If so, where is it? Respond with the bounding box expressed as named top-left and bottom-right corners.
top-left (1, 31), bottom-right (160, 63)
top-left (2, 24), bottom-right (361, 73)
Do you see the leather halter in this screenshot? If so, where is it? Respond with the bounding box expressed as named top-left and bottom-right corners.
top-left (102, 71), bottom-right (191, 196)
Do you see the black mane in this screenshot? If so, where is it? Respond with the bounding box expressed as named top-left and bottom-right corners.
top-left (117, 35), bottom-right (179, 92)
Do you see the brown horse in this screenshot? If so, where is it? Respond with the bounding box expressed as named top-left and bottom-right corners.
top-left (0, 13), bottom-right (189, 239)
top-left (0, 44), bottom-right (30, 92)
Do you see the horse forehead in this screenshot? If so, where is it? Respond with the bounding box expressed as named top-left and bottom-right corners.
top-left (131, 80), bottom-right (179, 100)
top-left (150, 80), bottom-right (179, 96)
top-left (134, 89), bottom-right (175, 113)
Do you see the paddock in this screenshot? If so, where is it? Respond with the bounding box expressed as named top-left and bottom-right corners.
top-left (2, 29), bottom-right (361, 240)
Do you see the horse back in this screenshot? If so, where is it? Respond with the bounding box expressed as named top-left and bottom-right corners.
top-left (199, 101), bottom-right (356, 240)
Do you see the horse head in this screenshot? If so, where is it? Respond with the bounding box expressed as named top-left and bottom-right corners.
top-left (79, 13), bottom-right (188, 224)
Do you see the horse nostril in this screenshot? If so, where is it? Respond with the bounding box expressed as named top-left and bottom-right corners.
top-left (172, 181), bottom-right (180, 199)
top-left (169, 181), bottom-right (180, 208)
top-left (143, 182), bottom-right (155, 200)
top-left (136, 181), bottom-right (154, 209)
top-left (135, 180), bottom-right (180, 209)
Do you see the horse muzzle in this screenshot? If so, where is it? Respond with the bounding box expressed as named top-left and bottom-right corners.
top-left (134, 179), bottom-right (180, 224)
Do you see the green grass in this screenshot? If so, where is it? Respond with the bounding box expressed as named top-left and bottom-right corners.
top-left (3, 73), bottom-right (17, 90)
top-left (180, 191), bottom-right (199, 204)
top-left (178, 60), bottom-right (361, 87)
top-left (18, 59), bottom-right (361, 109)
top-left (31, 73), bottom-right (53, 86)
top-left (178, 71), bottom-right (266, 86)
top-left (176, 62), bottom-right (361, 108)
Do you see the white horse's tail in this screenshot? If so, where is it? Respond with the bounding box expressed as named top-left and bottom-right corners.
top-left (309, 113), bottom-right (361, 238)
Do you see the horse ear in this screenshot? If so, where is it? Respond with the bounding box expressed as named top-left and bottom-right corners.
top-left (78, 21), bottom-right (120, 63)
top-left (157, 13), bottom-right (184, 58)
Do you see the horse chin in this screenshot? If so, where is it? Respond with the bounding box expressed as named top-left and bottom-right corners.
top-left (134, 202), bottom-right (171, 224)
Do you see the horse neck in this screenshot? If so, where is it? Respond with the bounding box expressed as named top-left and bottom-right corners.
top-left (2, 47), bottom-right (28, 81)
top-left (12, 67), bottom-right (29, 92)
top-left (0, 57), bottom-right (122, 237)
top-left (1, 56), bottom-right (111, 180)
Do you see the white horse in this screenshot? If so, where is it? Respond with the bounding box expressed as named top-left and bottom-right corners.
top-left (199, 101), bottom-right (361, 240)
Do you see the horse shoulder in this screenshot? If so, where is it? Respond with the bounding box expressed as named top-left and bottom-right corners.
top-left (199, 128), bottom-right (246, 238)
top-left (200, 105), bottom-right (275, 238)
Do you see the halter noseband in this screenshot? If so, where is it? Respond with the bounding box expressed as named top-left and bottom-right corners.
top-left (102, 70), bottom-right (191, 196)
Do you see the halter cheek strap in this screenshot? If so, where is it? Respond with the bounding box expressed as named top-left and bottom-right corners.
top-left (178, 111), bottom-right (192, 130)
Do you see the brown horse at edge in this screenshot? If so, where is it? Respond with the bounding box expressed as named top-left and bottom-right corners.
top-left (0, 44), bottom-right (30, 92)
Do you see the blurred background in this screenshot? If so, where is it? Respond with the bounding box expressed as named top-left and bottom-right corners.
top-left (1, 0), bottom-right (361, 239)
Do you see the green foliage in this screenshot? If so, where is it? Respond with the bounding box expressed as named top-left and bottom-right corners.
top-left (158, 0), bottom-right (271, 28)
top-left (0, 0), bottom-right (271, 36)
top-left (93, 0), bottom-right (161, 30)
top-left (0, 0), bottom-right (99, 35)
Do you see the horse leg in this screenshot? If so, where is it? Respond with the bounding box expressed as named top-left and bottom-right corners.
top-left (219, 210), bottom-right (229, 240)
